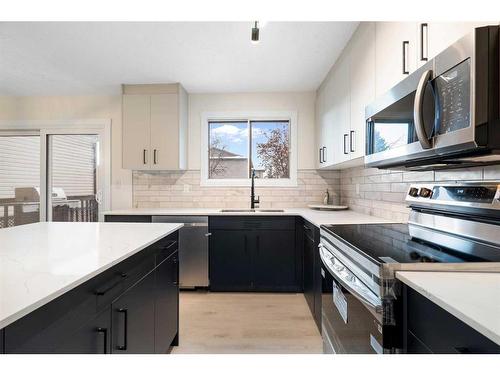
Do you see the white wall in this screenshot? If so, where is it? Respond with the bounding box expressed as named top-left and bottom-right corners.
top-left (188, 92), bottom-right (317, 170)
top-left (0, 91), bottom-right (317, 209)
top-left (0, 95), bottom-right (132, 209)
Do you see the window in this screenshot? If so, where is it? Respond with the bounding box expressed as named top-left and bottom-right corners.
top-left (209, 121), bottom-right (249, 179)
top-left (202, 112), bottom-right (297, 186)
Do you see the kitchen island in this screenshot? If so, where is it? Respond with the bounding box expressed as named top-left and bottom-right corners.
top-left (0, 222), bottom-right (182, 354)
top-left (397, 271), bottom-right (500, 352)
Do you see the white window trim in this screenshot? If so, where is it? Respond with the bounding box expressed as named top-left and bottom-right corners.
top-left (200, 111), bottom-right (298, 187)
top-left (0, 119), bottom-right (112, 221)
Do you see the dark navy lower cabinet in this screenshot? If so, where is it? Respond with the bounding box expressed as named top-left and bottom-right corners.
top-left (301, 219), bottom-right (321, 332)
top-left (2, 232), bottom-right (179, 354)
top-left (403, 285), bottom-right (500, 354)
top-left (209, 216), bottom-right (300, 292)
top-left (112, 271), bottom-right (156, 354)
top-left (154, 252), bottom-right (179, 353)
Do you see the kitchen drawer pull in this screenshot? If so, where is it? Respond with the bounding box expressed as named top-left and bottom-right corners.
top-left (96, 327), bottom-right (108, 354)
top-left (94, 273), bottom-right (127, 296)
top-left (343, 134), bottom-right (349, 154)
top-left (319, 148), bottom-right (323, 164)
top-left (402, 41), bottom-right (410, 74)
top-left (143, 149), bottom-right (148, 165)
top-left (322, 146), bottom-right (327, 163)
top-left (117, 308), bottom-right (128, 351)
top-left (153, 149), bottom-right (157, 164)
top-left (162, 240), bottom-right (177, 250)
top-left (350, 130), bottom-right (355, 152)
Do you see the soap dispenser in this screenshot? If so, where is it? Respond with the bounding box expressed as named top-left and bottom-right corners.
top-left (323, 189), bottom-right (329, 205)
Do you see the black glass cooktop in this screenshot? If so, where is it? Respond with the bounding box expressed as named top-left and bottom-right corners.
top-left (321, 223), bottom-right (500, 265)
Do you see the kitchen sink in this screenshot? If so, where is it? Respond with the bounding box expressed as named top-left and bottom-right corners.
top-left (218, 209), bottom-right (284, 213)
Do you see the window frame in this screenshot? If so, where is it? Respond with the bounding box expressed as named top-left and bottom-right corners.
top-left (201, 111), bottom-right (298, 187)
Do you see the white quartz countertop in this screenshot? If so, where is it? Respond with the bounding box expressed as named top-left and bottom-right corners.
top-left (102, 208), bottom-right (393, 227)
top-left (397, 271), bottom-right (500, 346)
top-left (0, 222), bottom-right (183, 329)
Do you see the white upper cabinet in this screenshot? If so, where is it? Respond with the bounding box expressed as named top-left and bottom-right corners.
top-left (349, 22), bottom-right (375, 160)
top-left (331, 53), bottom-right (351, 166)
top-left (316, 69), bottom-right (337, 168)
top-left (315, 22), bottom-right (499, 170)
top-left (122, 94), bottom-right (152, 170)
top-left (418, 22), bottom-right (495, 65)
top-left (375, 22), bottom-right (418, 97)
top-left (316, 22), bottom-right (375, 169)
top-left (122, 84), bottom-right (188, 170)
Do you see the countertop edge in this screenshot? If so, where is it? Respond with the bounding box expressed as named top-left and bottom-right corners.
top-left (396, 271), bottom-right (500, 346)
top-left (101, 209), bottom-right (393, 228)
top-left (0, 223), bottom-right (183, 330)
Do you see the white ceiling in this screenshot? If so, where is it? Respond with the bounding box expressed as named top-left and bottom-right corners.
top-left (0, 22), bottom-right (359, 96)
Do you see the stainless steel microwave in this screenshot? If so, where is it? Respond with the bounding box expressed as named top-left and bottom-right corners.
top-left (365, 25), bottom-right (500, 171)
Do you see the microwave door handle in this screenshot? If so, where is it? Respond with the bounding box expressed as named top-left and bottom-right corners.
top-left (414, 69), bottom-right (433, 149)
top-left (318, 244), bottom-right (382, 313)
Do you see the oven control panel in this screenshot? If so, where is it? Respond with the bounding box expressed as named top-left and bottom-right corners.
top-left (406, 182), bottom-right (500, 209)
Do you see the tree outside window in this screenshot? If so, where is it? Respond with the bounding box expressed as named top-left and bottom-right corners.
top-left (208, 120), bottom-right (290, 180)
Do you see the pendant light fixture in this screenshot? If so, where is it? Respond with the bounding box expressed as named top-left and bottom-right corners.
top-left (251, 21), bottom-right (259, 44)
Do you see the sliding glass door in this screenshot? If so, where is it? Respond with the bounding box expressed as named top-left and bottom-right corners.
top-left (47, 134), bottom-right (101, 222)
top-left (0, 135), bottom-right (41, 227)
top-left (0, 122), bottom-right (109, 227)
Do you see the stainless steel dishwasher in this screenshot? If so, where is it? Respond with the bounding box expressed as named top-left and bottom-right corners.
top-left (152, 216), bottom-right (209, 288)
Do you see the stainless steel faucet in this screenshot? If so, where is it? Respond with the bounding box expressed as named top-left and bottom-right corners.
top-left (250, 169), bottom-right (260, 209)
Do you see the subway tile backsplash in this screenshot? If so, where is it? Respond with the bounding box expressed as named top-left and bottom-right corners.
top-left (132, 165), bottom-right (500, 222)
top-left (133, 169), bottom-right (340, 209)
top-left (340, 164), bottom-right (500, 222)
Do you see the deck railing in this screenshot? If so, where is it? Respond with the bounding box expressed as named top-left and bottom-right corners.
top-left (0, 195), bottom-right (98, 228)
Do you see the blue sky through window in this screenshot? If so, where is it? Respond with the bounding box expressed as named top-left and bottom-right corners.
top-left (208, 120), bottom-right (290, 178)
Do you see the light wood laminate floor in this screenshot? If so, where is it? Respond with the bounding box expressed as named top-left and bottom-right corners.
top-left (172, 291), bottom-right (323, 354)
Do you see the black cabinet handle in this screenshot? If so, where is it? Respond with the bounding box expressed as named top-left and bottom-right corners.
top-left (319, 148), bottom-right (323, 164)
top-left (173, 256), bottom-right (179, 286)
top-left (96, 327), bottom-right (108, 354)
top-left (143, 149), bottom-right (148, 165)
top-left (402, 41), bottom-right (410, 74)
top-left (343, 134), bottom-right (349, 154)
top-left (322, 146), bottom-right (326, 163)
top-left (350, 130), bottom-right (355, 152)
top-left (94, 273), bottom-right (127, 296)
top-left (117, 308), bottom-right (128, 351)
top-left (153, 149), bottom-right (157, 164)
top-left (162, 240), bottom-right (177, 251)
top-left (420, 23), bottom-right (428, 61)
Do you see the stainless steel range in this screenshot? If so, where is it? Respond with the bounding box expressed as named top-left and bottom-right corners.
top-left (319, 181), bottom-right (500, 354)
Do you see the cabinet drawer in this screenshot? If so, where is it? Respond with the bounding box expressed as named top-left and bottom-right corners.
top-left (210, 216), bottom-right (295, 231)
top-left (153, 232), bottom-right (179, 265)
top-left (405, 286), bottom-right (500, 354)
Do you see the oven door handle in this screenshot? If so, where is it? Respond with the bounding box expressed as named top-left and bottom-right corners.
top-left (319, 244), bottom-right (382, 312)
top-left (413, 69), bottom-right (433, 150)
